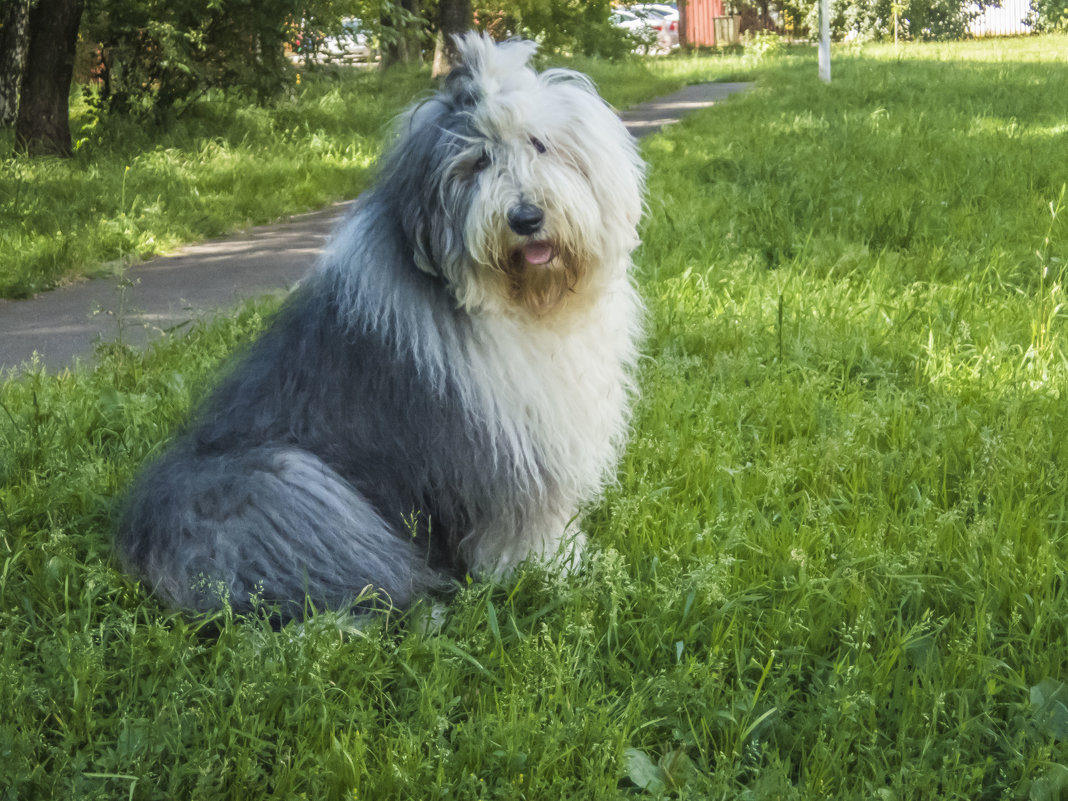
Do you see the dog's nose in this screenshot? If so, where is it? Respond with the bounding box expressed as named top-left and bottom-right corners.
top-left (507, 203), bottom-right (544, 236)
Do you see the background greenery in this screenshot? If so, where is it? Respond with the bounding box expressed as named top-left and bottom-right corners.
top-left (2, 35), bottom-right (1068, 799)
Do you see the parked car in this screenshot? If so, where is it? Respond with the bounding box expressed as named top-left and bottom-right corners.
top-left (293, 18), bottom-right (375, 65)
top-left (319, 18), bottom-right (375, 64)
top-left (635, 4), bottom-right (680, 48)
top-left (611, 7), bottom-right (669, 53)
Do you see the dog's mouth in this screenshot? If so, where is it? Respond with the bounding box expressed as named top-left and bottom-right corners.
top-left (521, 240), bottom-right (555, 266)
top-left (501, 238), bottom-right (584, 314)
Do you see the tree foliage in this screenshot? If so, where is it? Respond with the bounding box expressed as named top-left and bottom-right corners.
top-left (1028, 0), bottom-right (1068, 30)
top-left (75, 0), bottom-right (630, 118)
top-left (79, 0), bottom-right (370, 117)
top-left (753, 0), bottom-right (997, 40)
top-left (842, 0), bottom-right (987, 39)
top-left (472, 0), bottom-right (632, 57)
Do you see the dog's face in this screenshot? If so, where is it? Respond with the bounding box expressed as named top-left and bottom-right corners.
top-left (379, 34), bottom-right (645, 316)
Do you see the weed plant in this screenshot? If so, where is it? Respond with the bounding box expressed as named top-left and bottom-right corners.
top-left (0, 55), bottom-right (739, 300)
top-left (2, 36), bottom-right (1068, 800)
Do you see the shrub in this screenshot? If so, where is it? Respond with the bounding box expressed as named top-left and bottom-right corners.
top-left (79, 0), bottom-right (371, 118)
top-left (1028, 0), bottom-right (1068, 30)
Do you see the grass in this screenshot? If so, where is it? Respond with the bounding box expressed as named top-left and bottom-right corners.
top-left (2, 34), bottom-right (1068, 799)
top-left (0, 53), bottom-right (744, 300)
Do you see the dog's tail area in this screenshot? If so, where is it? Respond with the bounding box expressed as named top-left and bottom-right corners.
top-left (116, 446), bottom-right (441, 619)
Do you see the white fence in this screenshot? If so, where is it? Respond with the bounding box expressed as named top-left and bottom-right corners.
top-left (968, 0), bottom-right (1034, 36)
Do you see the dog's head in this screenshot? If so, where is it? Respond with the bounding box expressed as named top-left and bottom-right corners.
top-left (378, 33), bottom-right (645, 316)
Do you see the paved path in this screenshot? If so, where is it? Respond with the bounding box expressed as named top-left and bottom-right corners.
top-left (0, 81), bottom-right (751, 375)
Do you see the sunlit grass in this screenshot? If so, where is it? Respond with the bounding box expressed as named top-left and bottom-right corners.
top-left (1, 34), bottom-right (1067, 800)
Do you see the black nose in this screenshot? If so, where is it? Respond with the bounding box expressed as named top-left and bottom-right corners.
top-left (507, 203), bottom-right (544, 236)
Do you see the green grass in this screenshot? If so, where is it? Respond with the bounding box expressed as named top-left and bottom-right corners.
top-left (3, 35), bottom-right (1068, 799)
top-left (0, 54), bottom-right (743, 300)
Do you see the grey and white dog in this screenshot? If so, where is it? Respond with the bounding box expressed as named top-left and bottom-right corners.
top-left (117, 34), bottom-right (646, 618)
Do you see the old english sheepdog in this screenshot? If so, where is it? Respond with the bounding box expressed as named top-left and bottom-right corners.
top-left (117, 33), bottom-right (646, 618)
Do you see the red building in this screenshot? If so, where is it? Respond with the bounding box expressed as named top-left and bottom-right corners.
top-left (682, 0), bottom-right (740, 47)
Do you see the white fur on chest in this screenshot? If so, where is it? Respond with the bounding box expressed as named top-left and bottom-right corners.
top-left (465, 274), bottom-right (641, 501)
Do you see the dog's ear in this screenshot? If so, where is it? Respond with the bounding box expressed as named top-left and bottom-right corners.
top-left (443, 33), bottom-right (538, 111)
top-left (442, 31), bottom-right (487, 110)
top-left (375, 97), bottom-right (476, 279)
top-left (443, 64), bottom-right (481, 110)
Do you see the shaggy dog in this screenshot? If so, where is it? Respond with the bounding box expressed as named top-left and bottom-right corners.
top-left (116, 33), bottom-right (646, 619)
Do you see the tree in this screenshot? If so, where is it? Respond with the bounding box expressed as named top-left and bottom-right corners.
top-left (1028, 0), bottom-right (1068, 30)
top-left (81, 0), bottom-right (374, 118)
top-left (14, 0), bottom-right (85, 155)
top-left (380, 0), bottom-right (424, 66)
top-left (0, 0), bottom-right (33, 127)
top-left (469, 0), bottom-right (628, 58)
top-left (431, 0), bottom-right (470, 77)
top-left (754, 0), bottom-right (994, 39)
top-left (83, 0), bottom-right (293, 116)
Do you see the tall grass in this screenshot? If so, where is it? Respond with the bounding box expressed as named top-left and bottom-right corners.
top-left (2, 36), bottom-right (1068, 799)
top-left (0, 55), bottom-right (743, 299)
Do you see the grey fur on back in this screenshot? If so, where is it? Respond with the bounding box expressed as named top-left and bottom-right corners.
top-left (116, 206), bottom-right (538, 616)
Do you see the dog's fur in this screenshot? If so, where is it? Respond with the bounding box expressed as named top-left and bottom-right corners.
top-left (116, 34), bottom-right (645, 618)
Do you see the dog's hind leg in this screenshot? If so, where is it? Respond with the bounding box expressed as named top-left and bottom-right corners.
top-left (117, 446), bottom-right (436, 618)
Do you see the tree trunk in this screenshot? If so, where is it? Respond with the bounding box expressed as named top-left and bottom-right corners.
top-left (14, 0), bottom-right (85, 156)
top-left (381, 0), bottom-right (424, 68)
top-left (431, 0), bottom-right (471, 78)
top-left (678, 0), bottom-right (689, 49)
top-left (0, 0), bottom-right (32, 127)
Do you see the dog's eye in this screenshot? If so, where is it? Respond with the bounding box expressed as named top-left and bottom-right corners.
top-left (530, 136), bottom-right (547, 154)
top-left (474, 151), bottom-right (491, 171)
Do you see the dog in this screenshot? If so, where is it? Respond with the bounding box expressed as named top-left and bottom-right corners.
top-left (116, 33), bottom-right (646, 619)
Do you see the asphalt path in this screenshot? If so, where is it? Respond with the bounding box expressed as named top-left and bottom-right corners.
top-left (0, 81), bottom-right (751, 375)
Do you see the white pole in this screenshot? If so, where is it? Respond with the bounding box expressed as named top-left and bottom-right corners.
top-left (818, 0), bottom-right (831, 83)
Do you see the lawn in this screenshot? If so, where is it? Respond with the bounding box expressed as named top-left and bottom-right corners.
top-left (2, 35), bottom-right (1068, 799)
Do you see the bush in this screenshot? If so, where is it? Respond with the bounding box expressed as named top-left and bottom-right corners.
top-left (1028, 0), bottom-right (1068, 30)
top-left (79, 0), bottom-right (371, 118)
top-left (741, 29), bottom-right (784, 66)
top-left (775, 0), bottom-right (998, 41)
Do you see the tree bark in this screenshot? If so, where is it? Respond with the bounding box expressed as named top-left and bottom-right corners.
top-left (431, 0), bottom-right (471, 78)
top-left (678, 0), bottom-right (689, 49)
top-left (0, 0), bottom-right (32, 127)
top-left (14, 0), bottom-right (85, 156)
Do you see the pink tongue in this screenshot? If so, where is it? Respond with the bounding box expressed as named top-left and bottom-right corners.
top-left (523, 242), bottom-right (554, 265)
